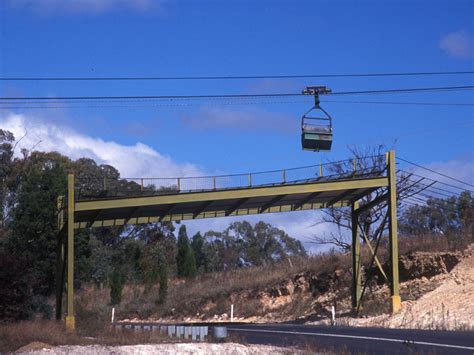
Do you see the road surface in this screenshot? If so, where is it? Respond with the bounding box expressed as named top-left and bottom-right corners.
top-left (227, 323), bottom-right (474, 354)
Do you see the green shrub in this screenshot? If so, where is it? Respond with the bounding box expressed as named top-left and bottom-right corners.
top-left (110, 268), bottom-right (124, 305)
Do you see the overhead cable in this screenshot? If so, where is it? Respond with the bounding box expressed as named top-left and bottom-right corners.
top-left (1, 85), bottom-right (473, 102)
top-left (1, 71), bottom-right (473, 81)
top-left (398, 169), bottom-right (474, 193)
top-left (398, 157), bottom-right (474, 188)
top-left (2, 98), bottom-right (474, 110)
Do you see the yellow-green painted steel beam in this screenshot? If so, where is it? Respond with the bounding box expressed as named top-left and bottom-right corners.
top-left (74, 177), bottom-right (389, 213)
top-left (351, 201), bottom-right (362, 310)
top-left (360, 225), bottom-right (389, 283)
top-left (66, 174), bottom-right (75, 330)
top-left (293, 191), bottom-right (322, 210)
top-left (74, 200), bottom-right (354, 229)
top-left (259, 194), bottom-right (286, 213)
top-left (355, 192), bottom-right (389, 214)
top-left (326, 189), bottom-right (357, 207)
top-left (55, 195), bottom-right (65, 321)
top-left (225, 197), bottom-right (249, 216)
top-left (387, 150), bottom-right (401, 313)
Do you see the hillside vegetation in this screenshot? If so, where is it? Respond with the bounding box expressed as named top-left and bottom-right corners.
top-left (74, 235), bottom-right (472, 330)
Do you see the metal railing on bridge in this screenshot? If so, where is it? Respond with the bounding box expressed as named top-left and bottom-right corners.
top-left (74, 155), bottom-right (387, 200)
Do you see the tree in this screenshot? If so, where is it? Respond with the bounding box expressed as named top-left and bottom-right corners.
top-left (110, 267), bottom-right (125, 305)
top-left (140, 243), bottom-right (168, 303)
top-left (230, 221), bottom-right (306, 266)
top-left (122, 239), bottom-right (144, 283)
top-left (200, 221), bottom-right (306, 271)
top-left (6, 152), bottom-right (68, 297)
top-left (191, 232), bottom-right (206, 272)
top-left (0, 129), bottom-right (14, 231)
top-left (157, 249), bottom-right (168, 304)
top-left (137, 222), bottom-right (177, 275)
top-left (400, 192), bottom-right (473, 244)
top-left (183, 246), bottom-right (197, 278)
top-left (311, 145), bottom-right (417, 251)
top-left (88, 235), bottom-right (113, 288)
top-left (202, 229), bottom-right (242, 272)
top-left (176, 225), bottom-right (197, 278)
top-left (0, 249), bottom-right (33, 320)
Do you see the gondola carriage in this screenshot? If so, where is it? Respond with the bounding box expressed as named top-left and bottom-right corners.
top-left (301, 86), bottom-right (333, 152)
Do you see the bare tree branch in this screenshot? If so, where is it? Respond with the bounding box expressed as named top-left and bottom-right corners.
top-left (311, 145), bottom-right (416, 251)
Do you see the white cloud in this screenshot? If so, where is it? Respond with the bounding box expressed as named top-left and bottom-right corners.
top-left (439, 31), bottom-right (474, 59)
top-left (6, 0), bottom-right (163, 15)
top-left (0, 112), bottom-right (202, 178)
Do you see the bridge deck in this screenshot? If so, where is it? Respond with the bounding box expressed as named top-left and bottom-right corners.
top-left (73, 175), bottom-right (388, 229)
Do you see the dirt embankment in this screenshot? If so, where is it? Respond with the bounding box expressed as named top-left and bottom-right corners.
top-left (120, 246), bottom-right (472, 330)
top-left (337, 245), bottom-right (474, 330)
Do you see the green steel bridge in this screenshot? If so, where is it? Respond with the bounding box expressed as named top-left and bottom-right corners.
top-left (56, 151), bottom-right (400, 330)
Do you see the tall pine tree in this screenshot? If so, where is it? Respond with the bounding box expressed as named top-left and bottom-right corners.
top-left (191, 232), bottom-right (206, 272)
top-left (176, 225), bottom-right (197, 278)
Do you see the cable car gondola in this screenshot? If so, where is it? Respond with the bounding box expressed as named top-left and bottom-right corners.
top-left (301, 86), bottom-right (333, 152)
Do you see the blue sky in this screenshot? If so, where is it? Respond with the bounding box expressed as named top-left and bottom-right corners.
top-left (1, 0), bottom-right (473, 247)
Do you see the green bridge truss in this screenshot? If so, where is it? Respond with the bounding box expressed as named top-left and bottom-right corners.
top-left (56, 151), bottom-right (400, 330)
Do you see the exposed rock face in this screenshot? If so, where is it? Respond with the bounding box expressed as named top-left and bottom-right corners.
top-left (334, 246), bottom-right (474, 330)
top-left (398, 251), bottom-right (462, 281)
top-left (267, 269), bottom-right (346, 300)
top-left (145, 248), bottom-right (469, 325)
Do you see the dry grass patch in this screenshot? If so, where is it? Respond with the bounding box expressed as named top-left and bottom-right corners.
top-left (73, 234), bottom-right (469, 323)
top-left (0, 321), bottom-right (174, 353)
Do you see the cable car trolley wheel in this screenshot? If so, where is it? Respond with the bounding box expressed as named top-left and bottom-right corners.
top-left (301, 86), bottom-right (333, 152)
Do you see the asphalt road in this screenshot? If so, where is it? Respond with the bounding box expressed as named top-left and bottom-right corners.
top-left (226, 323), bottom-right (474, 354)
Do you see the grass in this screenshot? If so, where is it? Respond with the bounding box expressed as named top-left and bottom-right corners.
top-left (79, 250), bottom-right (353, 322)
top-left (71, 234), bottom-right (470, 324)
top-left (161, 251), bottom-right (351, 317)
top-left (0, 320), bottom-right (173, 353)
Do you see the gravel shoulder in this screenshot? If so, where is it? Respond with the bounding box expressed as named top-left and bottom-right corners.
top-left (17, 343), bottom-right (300, 354)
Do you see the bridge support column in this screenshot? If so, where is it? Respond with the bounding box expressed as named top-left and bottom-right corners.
top-left (55, 197), bottom-right (65, 321)
top-left (66, 174), bottom-right (75, 330)
top-left (351, 201), bottom-right (361, 310)
top-left (387, 151), bottom-right (400, 313)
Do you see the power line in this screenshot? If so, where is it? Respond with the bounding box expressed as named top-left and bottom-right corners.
top-left (322, 100), bottom-right (474, 107)
top-left (330, 86), bottom-right (474, 96)
top-left (399, 177), bottom-right (464, 197)
top-left (398, 169), bottom-right (474, 193)
top-left (404, 196), bottom-right (463, 214)
top-left (398, 157), bottom-right (474, 188)
top-left (401, 178), bottom-right (463, 200)
top-left (0, 99), bottom-right (311, 110)
top-left (3, 99), bottom-right (474, 110)
top-left (1, 71), bottom-right (473, 81)
top-left (399, 195), bottom-right (465, 218)
top-left (2, 98), bottom-right (473, 109)
top-left (1, 85), bottom-right (473, 101)
top-left (401, 198), bottom-right (465, 216)
top-left (2, 93), bottom-right (296, 101)
top-left (397, 172), bottom-right (465, 196)
top-left (408, 196), bottom-right (459, 213)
